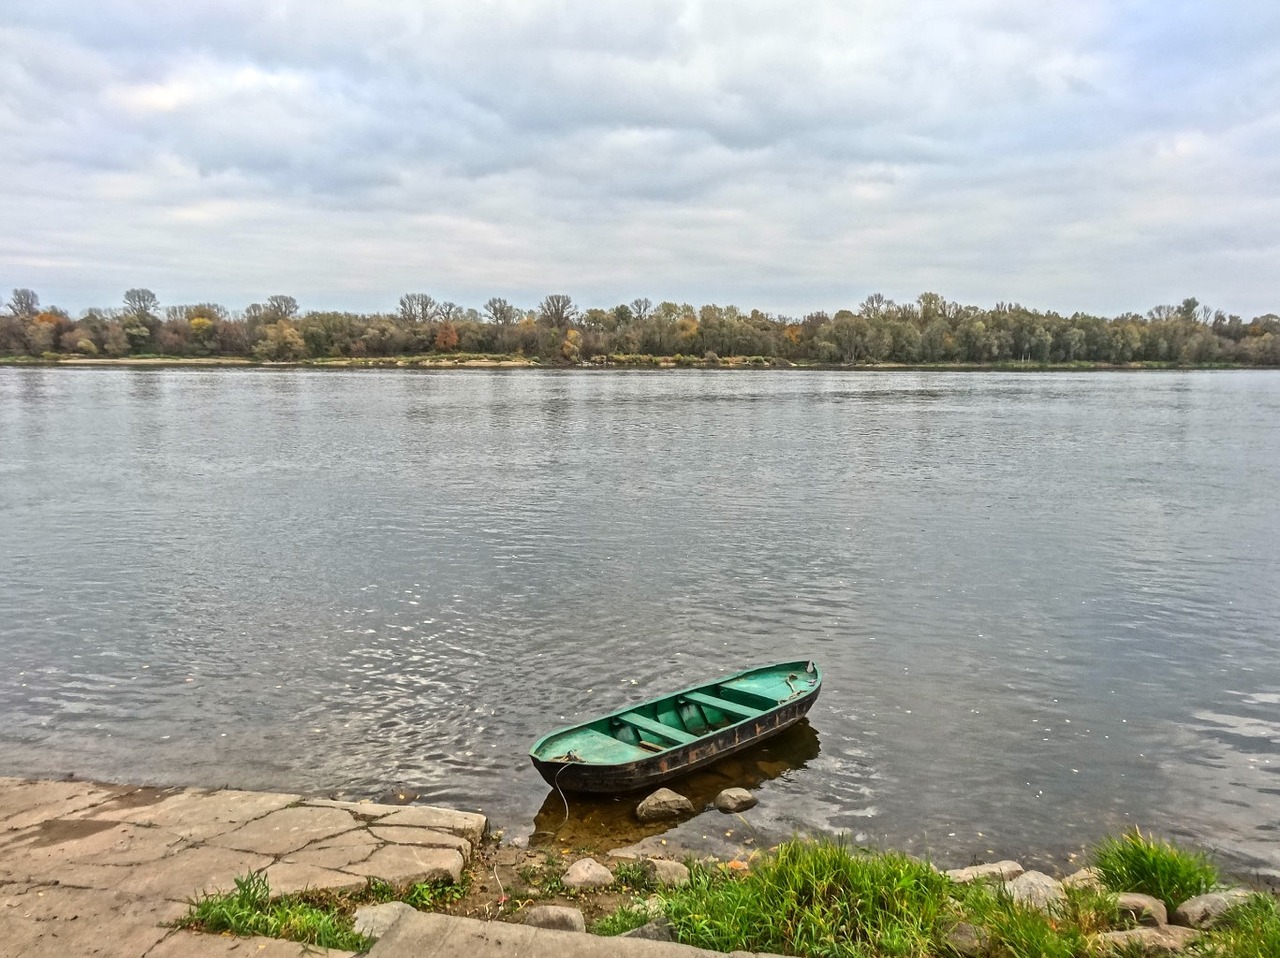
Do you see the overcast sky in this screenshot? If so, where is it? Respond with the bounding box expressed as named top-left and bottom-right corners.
top-left (3, 1), bottom-right (1277, 319)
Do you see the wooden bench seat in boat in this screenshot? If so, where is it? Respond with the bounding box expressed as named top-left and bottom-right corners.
top-left (616, 712), bottom-right (698, 745)
top-left (680, 690), bottom-right (759, 720)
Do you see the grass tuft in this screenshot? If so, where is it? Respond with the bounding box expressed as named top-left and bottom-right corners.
top-left (612, 861), bottom-right (657, 894)
top-left (1198, 893), bottom-right (1280, 957)
top-left (177, 872), bottom-right (370, 951)
top-left (591, 903), bottom-right (653, 936)
top-left (661, 839), bottom-right (954, 957)
top-left (178, 870), bottom-right (468, 950)
top-left (1090, 829), bottom-right (1218, 912)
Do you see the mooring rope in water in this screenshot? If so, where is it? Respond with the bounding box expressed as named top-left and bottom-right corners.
top-left (553, 754), bottom-right (577, 827)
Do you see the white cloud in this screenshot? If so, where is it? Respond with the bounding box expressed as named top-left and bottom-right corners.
top-left (2, 1), bottom-right (1278, 317)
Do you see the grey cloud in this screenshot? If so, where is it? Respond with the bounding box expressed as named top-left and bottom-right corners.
top-left (2, 1), bottom-right (1278, 317)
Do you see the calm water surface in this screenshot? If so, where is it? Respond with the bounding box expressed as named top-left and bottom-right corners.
top-left (1, 368), bottom-right (1277, 873)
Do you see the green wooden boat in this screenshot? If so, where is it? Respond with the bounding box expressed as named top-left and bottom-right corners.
top-left (529, 660), bottom-right (821, 793)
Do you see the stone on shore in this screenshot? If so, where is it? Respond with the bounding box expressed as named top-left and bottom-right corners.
top-left (562, 857), bottom-right (614, 889)
top-left (945, 921), bottom-right (989, 956)
top-left (1117, 892), bottom-right (1168, 927)
top-left (642, 858), bottom-right (691, 887)
top-left (354, 901), bottom-right (418, 939)
top-left (1062, 867), bottom-right (1104, 890)
top-left (945, 860), bottom-right (1024, 883)
top-left (523, 905), bottom-right (586, 932)
top-left (622, 916), bottom-right (675, 941)
top-left (1004, 871), bottom-right (1065, 911)
top-left (714, 788), bottom-right (757, 813)
top-left (1171, 888), bottom-right (1254, 928)
top-left (1096, 925), bottom-right (1199, 953)
top-left (636, 788), bottom-right (694, 822)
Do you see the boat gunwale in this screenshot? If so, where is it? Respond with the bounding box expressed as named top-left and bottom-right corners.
top-left (528, 659), bottom-right (821, 767)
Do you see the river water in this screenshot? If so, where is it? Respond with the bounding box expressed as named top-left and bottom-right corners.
top-left (1, 367), bottom-right (1277, 874)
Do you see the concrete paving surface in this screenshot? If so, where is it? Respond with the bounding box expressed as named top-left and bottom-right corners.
top-left (368, 909), bottom-right (783, 958)
top-left (0, 776), bottom-right (780, 958)
top-left (0, 776), bottom-right (481, 958)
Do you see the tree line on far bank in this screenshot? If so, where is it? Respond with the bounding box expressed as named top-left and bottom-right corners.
top-left (3, 287), bottom-right (1278, 367)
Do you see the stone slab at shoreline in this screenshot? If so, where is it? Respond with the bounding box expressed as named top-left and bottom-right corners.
top-left (0, 775), bottom-right (485, 957)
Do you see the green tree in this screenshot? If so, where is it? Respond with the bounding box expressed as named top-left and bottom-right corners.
top-left (253, 321), bottom-right (306, 361)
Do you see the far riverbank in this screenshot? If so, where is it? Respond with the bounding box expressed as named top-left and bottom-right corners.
top-left (0, 353), bottom-right (1268, 372)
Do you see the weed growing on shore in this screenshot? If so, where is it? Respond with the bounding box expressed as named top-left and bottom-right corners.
top-left (611, 861), bottom-right (657, 893)
top-left (1091, 829), bottom-right (1218, 912)
top-left (177, 871), bottom-right (469, 950)
top-left (590, 903), bottom-right (653, 936)
top-left (177, 872), bottom-right (371, 951)
top-left (1201, 893), bottom-right (1280, 956)
top-left (661, 840), bottom-right (954, 957)
top-left (515, 855), bottom-right (567, 897)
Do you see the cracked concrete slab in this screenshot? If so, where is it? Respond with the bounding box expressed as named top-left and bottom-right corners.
top-left (371, 807), bottom-right (487, 845)
top-left (368, 826), bottom-right (471, 856)
top-left (342, 845), bottom-right (464, 885)
top-left (208, 806), bottom-right (360, 856)
top-left (283, 830), bottom-right (379, 870)
top-left (145, 929), bottom-right (357, 957)
top-left (114, 844), bottom-right (276, 901)
top-left (79, 789), bottom-right (303, 842)
top-left (262, 861), bottom-right (368, 896)
top-left (0, 884), bottom-right (182, 958)
top-left (1, 777), bottom-right (488, 956)
top-left (0, 780), bottom-right (136, 830)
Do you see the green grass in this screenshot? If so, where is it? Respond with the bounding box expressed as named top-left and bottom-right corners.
top-left (612, 861), bottom-right (657, 894)
top-left (1198, 894), bottom-right (1280, 957)
top-left (660, 840), bottom-right (955, 957)
top-left (1090, 829), bottom-right (1219, 912)
top-left (177, 870), bottom-right (468, 950)
top-left (177, 872), bottom-right (371, 951)
top-left (591, 903), bottom-right (654, 936)
top-left (515, 856), bottom-right (567, 897)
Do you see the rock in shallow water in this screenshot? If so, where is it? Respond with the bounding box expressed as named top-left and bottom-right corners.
top-left (636, 788), bottom-right (694, 822)
top-left (714, 788), bottom-right (757, 813)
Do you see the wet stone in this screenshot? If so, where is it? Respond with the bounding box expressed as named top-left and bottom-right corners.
top-left (714, 788), bottom-right (758, 813)
top-left (636, 788), bottom-right (694, 822)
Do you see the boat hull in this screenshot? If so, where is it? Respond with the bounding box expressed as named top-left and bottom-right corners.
top-left (531, 682), bottom-right (820, 794)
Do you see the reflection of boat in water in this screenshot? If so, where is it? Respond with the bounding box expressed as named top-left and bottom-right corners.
top-left (529, 661), bottom-right (822, 794)
top-left (531, 717), bottom-right (822, 848)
